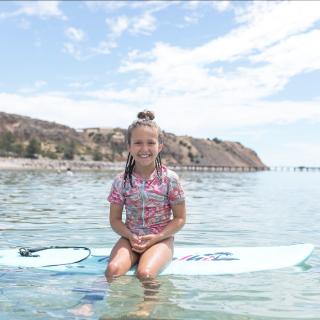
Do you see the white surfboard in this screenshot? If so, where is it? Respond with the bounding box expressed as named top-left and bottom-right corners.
top-left (0, 244), bottom-right (314, 276)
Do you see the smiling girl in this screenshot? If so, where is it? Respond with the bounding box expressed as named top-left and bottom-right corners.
top-left (106, 110), bottom-right (186, 281)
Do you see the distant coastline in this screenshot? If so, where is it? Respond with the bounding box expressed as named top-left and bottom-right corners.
top-left (0, 157), bottom-right (271, 172)
top-left (0, 112), bottom-right (268, 169)
top-left (0, 157), bottom-right (124, 172)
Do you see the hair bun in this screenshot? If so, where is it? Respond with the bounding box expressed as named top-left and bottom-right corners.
top-left (137, 110), bottom-right (155, 121)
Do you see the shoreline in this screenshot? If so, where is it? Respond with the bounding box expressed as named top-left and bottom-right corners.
top-left (0, 157), bottom-right (124, 171)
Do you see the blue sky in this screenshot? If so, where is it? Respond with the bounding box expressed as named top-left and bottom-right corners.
top-left (0, 1), bottom-right (320, 166)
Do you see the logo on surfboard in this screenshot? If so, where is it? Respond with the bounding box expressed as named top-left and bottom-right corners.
top-left (174, 252), bottom-right (239, 261)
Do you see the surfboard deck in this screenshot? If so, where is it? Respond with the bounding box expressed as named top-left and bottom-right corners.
top-left (0, 244), bottom-right (314, 275)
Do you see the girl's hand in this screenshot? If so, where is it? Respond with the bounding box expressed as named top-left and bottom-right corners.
top-left (131, 234), bottom-right (159, 253)
top-left (128, 233), bottom-right (141, 249)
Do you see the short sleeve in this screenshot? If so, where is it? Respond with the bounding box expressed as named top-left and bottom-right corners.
top-left (107, 174), bottom-right (125, 205)
top-left (167, 170), bottom-right (185, 205)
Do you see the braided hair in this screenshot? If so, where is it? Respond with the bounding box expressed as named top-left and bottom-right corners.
top-left (124, 110), bottom-right (163, 187)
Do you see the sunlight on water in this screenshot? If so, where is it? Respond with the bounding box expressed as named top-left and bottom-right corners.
top-left (0, 170), bottom-right (319, 319)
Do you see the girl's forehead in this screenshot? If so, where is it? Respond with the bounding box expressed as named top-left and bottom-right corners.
top-left (131, 126), bottom-right (158, 138)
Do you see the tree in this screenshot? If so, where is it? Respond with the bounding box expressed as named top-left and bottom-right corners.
top-left (93, 147), bottom-right (103, 161)
top-left (0, 131), bottom-right (15, 152)
top-left (25, 138), bottom-right (41, 158)
top-left (11, 143), bottom-right (24, 156)
top-left (63, 141), bottom-right (76, 160)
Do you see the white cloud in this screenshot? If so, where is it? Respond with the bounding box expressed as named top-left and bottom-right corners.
top-left (75, 12), bottom-right (156, 60)
top-left (82, 1), bottom-right (173, 59)
top-left (85, 0), bottom-right (174, 13)
top-left (0, 92), bottom-right (136, 129)
top-left (86, 87), bottom-right (155, 104)
top-left (65, 27), bottom-right (85, 42)
top-left (182, 0), bottom-right (231, 13)
top-left (62, 43), bottom-right (82, 60)
top-left (1, 91), bottom-right (319, 138)
top-left (106, 16), bottom-right (130, 39)
top-left (63, 10), bottom-right (156, 60)
top-left (211, 1), bottom-right (231, 12)
top-left (131, 12), bottom-right (157, 35)
top-left (90, 40), bottom-right (118, 56)
top-left (85, 1), bottom-right (127, 12)
top-left (117, 1), bottom-right (320, 106)
top-left (61, 0), bottom-right (178, 62)
top-left (105, 13), bottom-right (156, 39)
top-left (63, 39), bottom-right (118, 60)
top-left (0, 1), bottom-right (66, 20)
top-left (183, 14), bottom-right (200, 25)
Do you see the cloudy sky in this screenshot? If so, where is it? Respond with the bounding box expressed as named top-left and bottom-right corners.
top-left (0, 1), bottom-right (320, 166)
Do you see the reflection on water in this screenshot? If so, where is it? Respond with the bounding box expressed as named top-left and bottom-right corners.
top-left (0, 170), bottom-right (320, 319)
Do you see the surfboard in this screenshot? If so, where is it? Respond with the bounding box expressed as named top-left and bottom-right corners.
top-left (0, 244), bottom-right (314, 276)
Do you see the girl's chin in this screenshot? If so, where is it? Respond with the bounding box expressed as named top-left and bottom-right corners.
top-left (136, 156), bottom-right (153, 162)
top-left (135, 158), bottom-right (155, 166)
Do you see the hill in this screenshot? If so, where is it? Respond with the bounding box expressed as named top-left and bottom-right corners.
top-left (0, 111), bottom-right (267, 168)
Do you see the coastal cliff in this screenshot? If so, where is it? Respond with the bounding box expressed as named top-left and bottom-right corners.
top-left (0, 111), bottom-right (267, 169)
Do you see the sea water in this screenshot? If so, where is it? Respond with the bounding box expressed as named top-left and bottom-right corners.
top-left (0, 169), bottom-right (319, 319)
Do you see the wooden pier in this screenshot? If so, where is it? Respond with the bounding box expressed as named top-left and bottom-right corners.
top-left (169, 165), bottom-right (268, 172)
top-left (270, 166), bottom-right (320, 172)
top-left (169, 165), bottom-right (320, 172)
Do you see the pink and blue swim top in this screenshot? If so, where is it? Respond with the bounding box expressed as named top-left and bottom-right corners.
top-left (107, 165), bottom-right (185, 236)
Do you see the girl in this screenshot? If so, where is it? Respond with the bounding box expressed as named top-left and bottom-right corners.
top-left (106, 110), bottom-right (186, 281)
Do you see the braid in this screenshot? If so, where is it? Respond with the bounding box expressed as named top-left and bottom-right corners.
top-left (156, 153), bottom-right (162, 182)
top-left (124, 153), bottom-right (135, 187)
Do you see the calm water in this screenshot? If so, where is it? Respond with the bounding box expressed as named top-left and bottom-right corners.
top-left (0, 169), bottom-right (319, 320)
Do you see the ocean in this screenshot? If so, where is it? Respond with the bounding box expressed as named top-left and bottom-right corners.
top-left (0, 169), bottom-right (319, 319)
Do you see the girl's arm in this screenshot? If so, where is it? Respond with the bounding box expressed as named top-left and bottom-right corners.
top-left (109, 203), bottom-right (139, 245)
top-left (157, 202), bottom-right (186, 241)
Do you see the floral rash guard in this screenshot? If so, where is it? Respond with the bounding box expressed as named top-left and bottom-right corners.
top-left (107, 165), bottom-right (185, 236)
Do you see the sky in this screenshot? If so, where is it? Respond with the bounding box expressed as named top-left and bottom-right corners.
top-left (0, 1), bottom-right (320, 167)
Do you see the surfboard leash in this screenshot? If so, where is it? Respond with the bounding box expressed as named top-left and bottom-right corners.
top-left (18, 246), bottom-right (91, 258)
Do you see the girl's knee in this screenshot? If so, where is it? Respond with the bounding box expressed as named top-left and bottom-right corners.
top-left (106, 261), bottom-right (122, 278)
top-left (136, 267), bottom-right (156, 280)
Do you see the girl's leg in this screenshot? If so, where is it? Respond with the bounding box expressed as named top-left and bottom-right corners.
top-left (105, 237), bottom-right (139, 281)
top-left (128, 238), bottom-right (173, 318)
top-left (136, 237), bottom-right (174, 279)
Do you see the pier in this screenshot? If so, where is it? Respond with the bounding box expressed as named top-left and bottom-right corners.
top-left (169, 165), bottom-right (320, 172)
top-left (169, 165), bottom-right (268, 172)
top-left (270, 166), bottom-right (320, 172)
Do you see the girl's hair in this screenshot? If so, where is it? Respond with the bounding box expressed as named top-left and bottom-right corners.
top-left (124, 110), bottom-right (163, 187)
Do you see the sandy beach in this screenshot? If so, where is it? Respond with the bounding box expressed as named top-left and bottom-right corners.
top-left (0, 157), bottom-right (124, 171)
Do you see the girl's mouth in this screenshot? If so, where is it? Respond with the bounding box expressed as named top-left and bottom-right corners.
top-left (138, 154), bottom-right (151, 158)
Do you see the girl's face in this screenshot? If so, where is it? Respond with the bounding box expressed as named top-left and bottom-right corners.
top-left (128, 126), bottom-right (163, 170)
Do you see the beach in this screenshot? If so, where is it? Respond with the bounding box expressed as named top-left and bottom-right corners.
top-left (0, 157), bottom-right (124, 171)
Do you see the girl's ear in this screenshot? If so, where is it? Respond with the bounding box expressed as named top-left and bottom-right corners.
top-left (158, 143), bottom-right (163, 153)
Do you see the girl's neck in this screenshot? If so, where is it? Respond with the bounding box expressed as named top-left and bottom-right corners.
top-left (133, 164), bottom-right (156, 179)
